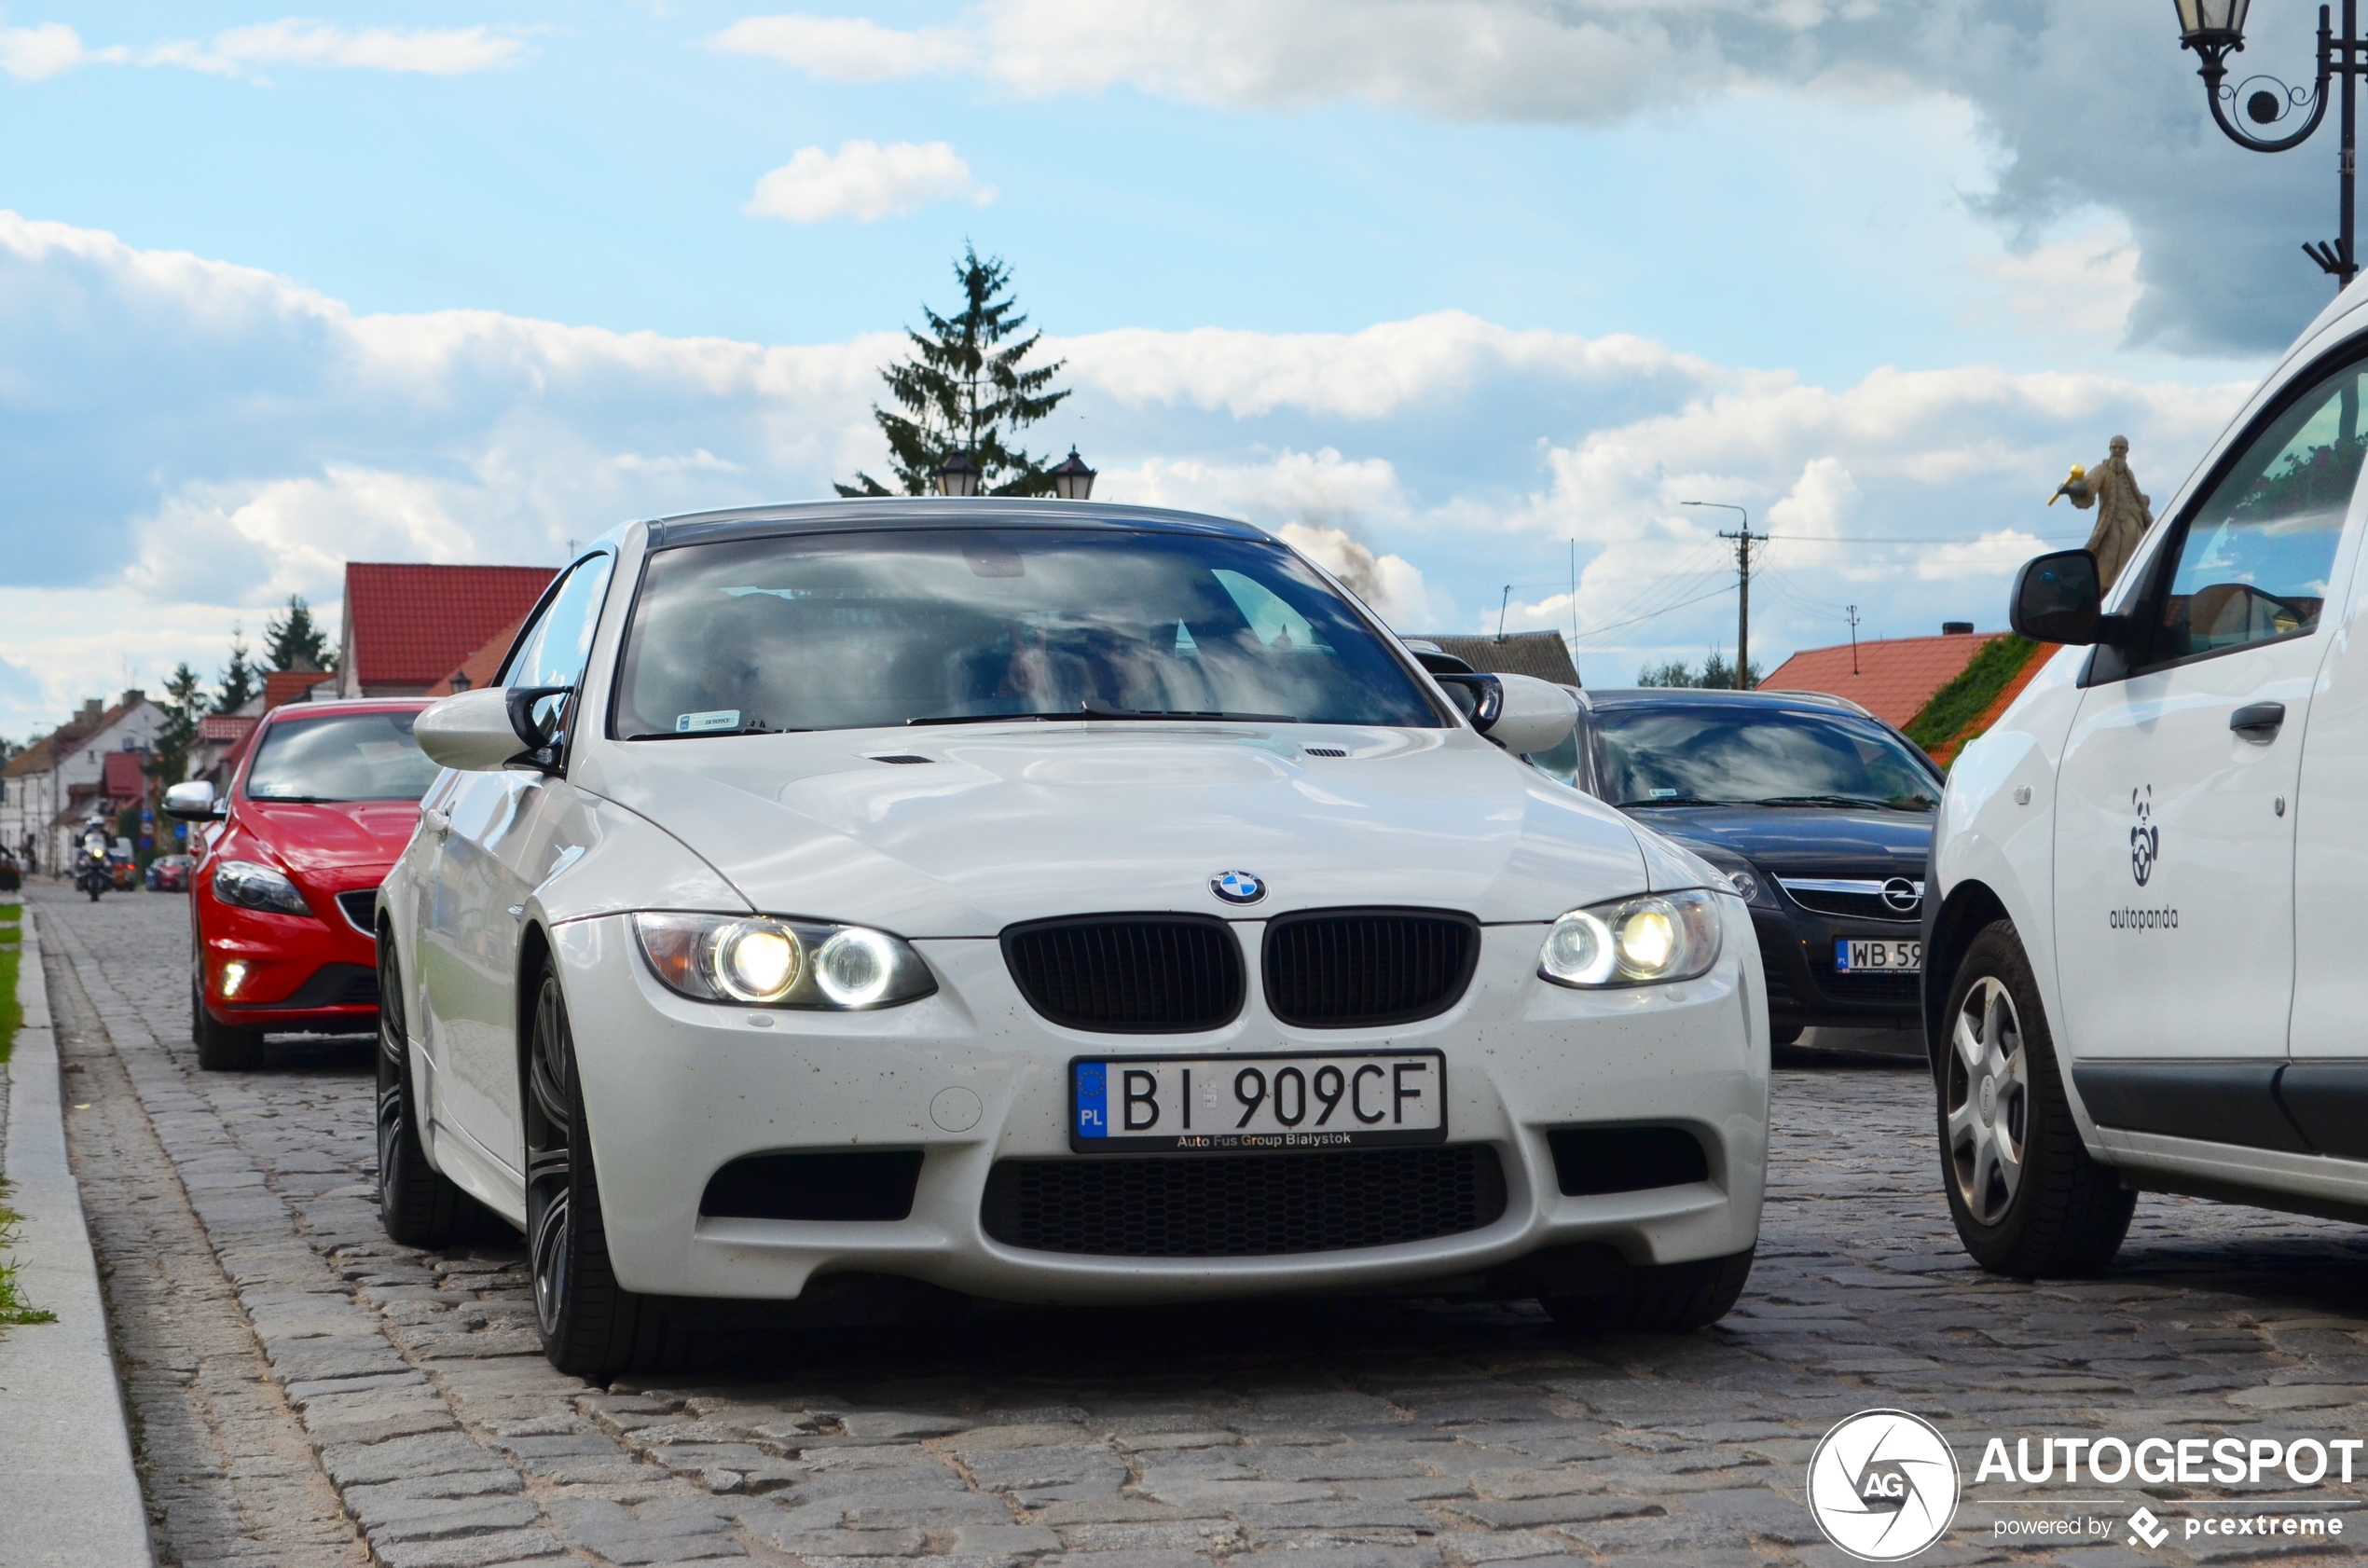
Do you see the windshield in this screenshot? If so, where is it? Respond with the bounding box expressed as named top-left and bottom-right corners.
top-left (243, 711), bottom-right (441, 803)
top-left (1594, 703), bottom-right (1941, 810)
top-left (613, 527), bottom-right (1444, 736)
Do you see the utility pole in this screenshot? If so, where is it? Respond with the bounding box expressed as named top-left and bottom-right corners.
top-left (1847, 604), bottom-right (1861, 675)
top-left (1682, 502), bottom-right (1764, 689)
top-left (1496, 584), bottom-right (1512, 642)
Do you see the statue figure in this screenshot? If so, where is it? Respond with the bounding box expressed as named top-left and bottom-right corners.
top-left (2051, 435), bottom-right (2153, 590)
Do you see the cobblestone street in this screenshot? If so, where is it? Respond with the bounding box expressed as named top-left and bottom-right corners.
top-left (30, 881), bottom-right (2368, 1566)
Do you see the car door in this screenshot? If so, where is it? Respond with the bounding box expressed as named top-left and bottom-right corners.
top-left (418, 553), bottom-right (615, 1179)
top-left (2052, 350), bottom-right (2368, 1145)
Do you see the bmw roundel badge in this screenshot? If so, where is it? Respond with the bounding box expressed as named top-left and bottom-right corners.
top-left (1211, 871), bottom-right (1266, 905)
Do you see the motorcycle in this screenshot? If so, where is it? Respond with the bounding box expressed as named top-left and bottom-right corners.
top-left (75, 830), bottom-right (111, 902)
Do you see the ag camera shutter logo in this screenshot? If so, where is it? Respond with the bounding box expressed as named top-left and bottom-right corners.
top-left (1806, 1410), bottom-right (1962, 1561)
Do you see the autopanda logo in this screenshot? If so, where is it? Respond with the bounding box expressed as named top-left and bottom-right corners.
top-left (1805, 1410), bottom-right (1961, 1561)
top-left (2129, 785), bottom-right (2159, 887)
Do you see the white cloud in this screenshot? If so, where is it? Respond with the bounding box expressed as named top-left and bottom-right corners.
top-left (746, 140), bottom-right (994, 224)
top-left (712, 14), bottom-right (966, 80)
top-left (0, 22), bottom-right (121, 79)
top-left (1962, 221), bottom-right (2142, 341)
top-left (1, 18), bottom-right (531, 81)
top-left (0, 206), bottom-right (2262, 731)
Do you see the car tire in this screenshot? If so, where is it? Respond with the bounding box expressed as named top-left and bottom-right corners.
top-left (191, 979), bottom-right (266, 1071)
top-left (1938, 919), bottom-right (2133, 1277)
top-left (525, 966), bottom-right (692, 1379)
top-left (377, 941), bottom-right (469, 1247)
top-left (1543, 1247), bottom-right (1755, 1334)
top-left (1770, 1025), bottom-right (1803, 1046)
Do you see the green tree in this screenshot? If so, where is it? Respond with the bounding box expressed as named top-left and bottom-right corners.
top-left (262, 594), bottom-right (336, 672)
top-left (837, 245), bottom-right (1071, 498)
top-left (1634, 651), bottom-right (1763, 689)
top-left (213, 628), bottom-right (258, 715)
top-left (146, 663), bottom-right (208, 791)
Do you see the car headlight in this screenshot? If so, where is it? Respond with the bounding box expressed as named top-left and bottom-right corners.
top-left (632, 913), bottom-right (936, 1010)
top-left (213, 859), bottom-right (315, 917)
top-left (1682, 846), bottom-right (1769, 905)
top-left (1538, 888), bottom-right (1724, 988)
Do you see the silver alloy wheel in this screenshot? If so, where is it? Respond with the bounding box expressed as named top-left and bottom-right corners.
top-left (1946, 974), bottom-right (2029, 1224)
top-left (526, 981), bottom-right (572, 1339)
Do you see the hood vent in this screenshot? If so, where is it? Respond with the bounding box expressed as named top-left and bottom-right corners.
top-left (868, 753), bottom-right (936, 765)
top-left (1263, 908), bottom-right (1480, 1028)
top-left (1002, 915), bottom-right (1245, 1033)
top-left (1303, 746), bottom-right (1349, 758)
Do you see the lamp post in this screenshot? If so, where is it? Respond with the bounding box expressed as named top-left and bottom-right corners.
top-left (1048, 447), bottom-right (1097, 501)
top-left (934, 450), bottom-right (981, 498)
top-left (2177, 0), bottom-right (2366, 285)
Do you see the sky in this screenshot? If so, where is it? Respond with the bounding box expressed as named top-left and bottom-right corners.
top-left (0, 0), bottom-right (2349, 738)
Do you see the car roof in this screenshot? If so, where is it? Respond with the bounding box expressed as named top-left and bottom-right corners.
top-left (643, 497), bottom-right (1272, 551)
top-left (259, 697), bottom-right (433, 721)
top-left (1578, 686), bottom-right (1876, 719)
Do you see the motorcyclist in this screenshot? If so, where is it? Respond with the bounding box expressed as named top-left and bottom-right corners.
top-left (76, 815), bottom-right (112, 901)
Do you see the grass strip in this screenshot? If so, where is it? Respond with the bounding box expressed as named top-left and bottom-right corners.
top-left (1904, 634), bottom-right (2038, 756)
top-left (0, 942), bottom-right (16, 1065)
top-left (0, 1183), bottom-right (56, 1328)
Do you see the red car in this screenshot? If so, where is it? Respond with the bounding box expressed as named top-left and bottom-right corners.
top-left (167, 699), bottom-right (439, 1069)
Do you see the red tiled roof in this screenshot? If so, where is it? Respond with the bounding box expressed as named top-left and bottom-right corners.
top-left (1759, 633), bottom-right (2003, 729)
top-left (264, 669), bottom-right (336, 711)
top-left (344, 563), bottom-right (556, 690)
top-left (101, 750), bottom-right (146, 800)
top-left (427, 614), bottom-right (528, 696)
top-left (197, 715), bottom-right (260, 743)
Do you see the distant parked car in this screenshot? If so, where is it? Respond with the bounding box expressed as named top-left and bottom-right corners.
top-left (146, 853), bottom-right (194, 892)
top-left (162, 698), bottom-right (439, 1069)
top-left (1564, 687), bottom-right (1942, 1043)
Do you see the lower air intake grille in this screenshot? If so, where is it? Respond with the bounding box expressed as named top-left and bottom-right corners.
top-left (1002, 915), bottom-right (1245, 1033)
top-left (981, 1146), bottom-right (1505, 1257)
top-left (701, 1150), bottom-right (923, 1221)
top-left (1817, 963), bottom-right (1921, 1004)
top-left (1262, 909), bottom-right (1480, 1028)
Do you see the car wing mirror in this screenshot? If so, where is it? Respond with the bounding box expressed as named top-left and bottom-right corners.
top-left (2010, 548), bottom-right (2132, 646)
top-left (161, 780), bottom-right (220, 821)
top-left (417, 685), bottom-right (572, 773)
top-left (1439, 671), bottom-right (1578, 755)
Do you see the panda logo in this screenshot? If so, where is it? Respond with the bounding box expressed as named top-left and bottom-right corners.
top-left (2129, 785), bottom-right (2159, 887)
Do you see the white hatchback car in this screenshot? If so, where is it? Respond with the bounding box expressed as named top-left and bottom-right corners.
top-left (378, 501), bottom-right (1769, 1374)
top-left (1929, 286), bottom-right (2368, 1276)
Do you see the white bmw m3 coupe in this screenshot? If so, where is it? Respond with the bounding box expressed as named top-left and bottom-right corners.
top-left (376, 500), bottom-right (1769, 1375)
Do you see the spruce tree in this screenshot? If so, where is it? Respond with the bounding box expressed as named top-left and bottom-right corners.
top-left (263, 594), bottom-right (335, 672)
top-left (213, 629), bottom-right (258, 714)
top-left (838, 245), bottom-right (1071, 498)
top-left (147, 663), bottom-right (208, 788)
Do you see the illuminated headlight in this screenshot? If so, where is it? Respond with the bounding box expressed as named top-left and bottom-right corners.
top-left (1538, 889), bottom-right (1724, 988)
top-left (213, 859), bottom-right (314, 917)
top-left (632, 913), bottom-right (935, 1010)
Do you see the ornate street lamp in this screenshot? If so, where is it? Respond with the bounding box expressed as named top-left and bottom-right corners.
top-left (2177, 0), bottom-right (2363, 284)
top-left (1048, 447), bottom-right (1097, 501)
top-left (934, 450), bottom-right (981, 498)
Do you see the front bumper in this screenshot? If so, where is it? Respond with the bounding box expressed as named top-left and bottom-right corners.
top-left (197, 881), bottom-right (381, 1032)
top-left (1751, 907), bottom-right (1922, 1032)
top-left (544, 902), bottom-right (1770, 1304)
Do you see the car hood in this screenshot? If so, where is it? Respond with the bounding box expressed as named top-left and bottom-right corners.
top-left (579, 726), bottom-right (1657, 935)
top-left (237, 799), bottom-right (421, 881)
top-left (1620, 804), bottom-right (1933, 878)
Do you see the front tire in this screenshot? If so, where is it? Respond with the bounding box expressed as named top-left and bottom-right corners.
top-left (377, 940), bottom-right (468, 1247)
top-left (192, 979), bottom-right (266, 1071)
top-left (1544, 1247), bottom-right (1754, 1334)
top-left (525, 967), bottom-right (691, 1378)
top-left (1938, 920), bottom-right (2133, 1276)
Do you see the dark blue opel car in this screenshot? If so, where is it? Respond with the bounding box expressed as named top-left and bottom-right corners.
top-left (1565, 688), bottom-right (1941, 1043)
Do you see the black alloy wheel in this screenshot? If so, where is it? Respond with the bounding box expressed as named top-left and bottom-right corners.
top-left (376, 937), bottom-right (467, 1246)
top-left (1937, 920), bottom-right (2133, 1276)
top-left (191, 975), bottom-right (266, 1072)
top-left (524, 967), bottom-right (689, 1378)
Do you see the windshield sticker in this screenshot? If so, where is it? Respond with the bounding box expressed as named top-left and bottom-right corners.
top-left (1649, 787), bottom-right (1680, 798)
top-left (676, 709), bottom-right (742, 734)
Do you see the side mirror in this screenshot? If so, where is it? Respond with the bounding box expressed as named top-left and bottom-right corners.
top-left (1440, 671), bottom-right (1579, 755)
top-left (416, 686), bottom-right (571, 773)
top-left (2010, 548), bottom-right (2113, 645)
top-left (161, 781), bottom-right (220, 821)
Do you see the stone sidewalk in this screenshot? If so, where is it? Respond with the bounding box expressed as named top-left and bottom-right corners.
top-left (34, 883), bottom-right (2368, 1565)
